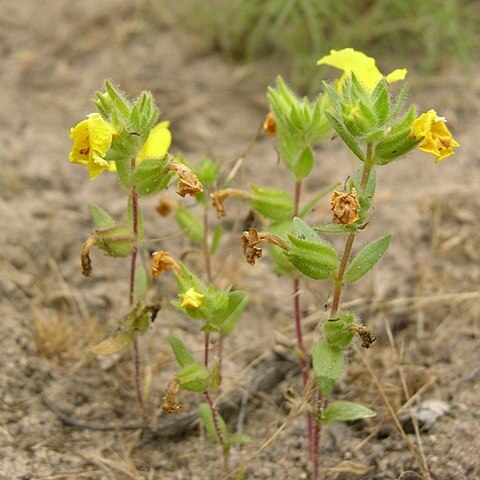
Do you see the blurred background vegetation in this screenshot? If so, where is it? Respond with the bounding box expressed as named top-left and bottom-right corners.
top-left (145, 0), bottom-right (478, 93)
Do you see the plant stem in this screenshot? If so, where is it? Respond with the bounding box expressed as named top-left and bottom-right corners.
top-left (312, 145), bottom-right (374, 479)
top-left (204, 330), bottom-right (229, 473)
top-left (330, 155), bottom-right (373, 319)
top-left (128, 158), bottom-right (146, 422)
top-left (292, 180), bottom-right (316, 473)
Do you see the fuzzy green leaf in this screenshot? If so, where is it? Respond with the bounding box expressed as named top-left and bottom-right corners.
top-left (250, 186), bottom-right (294, 221)
top-left (312, 340), bottom-right (344, 397)
top-left (321, 401), bottom-right (376, 424)
top-left (345, 234), bottom-right (392, 283)
top-left (287, 234), bottom-right (338, 280)
top-left (167, 335), bottom-right (196, 368)
top-left (324, 111), bottom-right (366, 162)
top-left (294, 146), bottom-right (315, 180)
top-left (220, 291), bottom-right (249, 335)
top-left (89, 204), bottom-right (116, 229)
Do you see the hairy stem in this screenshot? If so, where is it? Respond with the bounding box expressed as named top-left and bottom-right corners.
top-left (312, 146), bottom-right (374, 479)
top-left (292, 180), bottom-right (316, 473)
top-left (128, 158), bottom-right (146, 422)
top-left (330, 155), bottom-right (373, 319)
top-left (204, 331), bottom-right (229, 473)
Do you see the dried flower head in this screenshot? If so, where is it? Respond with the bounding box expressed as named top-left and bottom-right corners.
top-left (242, 228), bottom-right (263, 266)
top-left (411, 109), bottom-right (460, 162)
top-left (162, 377), bottom-right (184, 414)
top-left (155, 196), bottom-right (177, 217)
top-left (151, 250), bottom-right (181, 278)
top-left (168, 160), bottom-right (203, 197)
top-left (348, 324), bottom-right (377, 349)
top-left (81, 237), bottom-right (97, 276)
top-left (211, 188), bottom-right (251, 219)
top-left (242, 227), bottom-right (289, 266)
top-left (263, 112), bottom-right (277, 137)
top-left (331, 189), bottom-right (360, 227)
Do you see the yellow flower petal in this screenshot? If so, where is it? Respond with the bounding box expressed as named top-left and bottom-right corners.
top-left (179, 287), bottom-right (204, 310)
top-left (68, 113), bottom-right (117, 179)
top-left (317, 48), bottom-right (407, 92)
top-left (412, 109), bottom-right (460, 162)
top-left (136, 121), bottom-right (172, 162)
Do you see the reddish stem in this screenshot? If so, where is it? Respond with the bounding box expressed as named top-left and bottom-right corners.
top-left (128, 158), bottom-right (146, 421)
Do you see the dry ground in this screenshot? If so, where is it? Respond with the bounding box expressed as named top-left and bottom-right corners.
top-left (0, 1), bottom-right (479, 479)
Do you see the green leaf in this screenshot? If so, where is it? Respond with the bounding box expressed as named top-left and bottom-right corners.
top-left (90, 333), bottom-right (134, 356)
top-left (198, 402), bottom-right (228, 444)
top-left (292, 217), bottom-right (321, 242)
top-left (210, 224), bottom-right (223, 255)
top-left (321, 401), bottom-right (376, 424)
top-left (293, 146), bottom-right (315, 180)
top-left (250, 186), bottom-right (294, 221)
top-left (89, 204), bottom-right (116, 229)
top-left (312, 340), bottom-right (344, 397)
top-left (344, 234), bottom-right (392, 283)
top-left (176, 363), bottom-right (210, 392)
top-left (324, 111), bottom-right (366, 162)
top-left (167, 335), bottom-right (196, 368)
top-left (134, 265), bottom-right (148, 300)
top-left (220, 291), bottom-right (249, 335)
top-left (314, 223), bottom-right (358, 234)
top-left (174, 205), bottom-right (204, 244)
top-left (287, 234), bottom-right (338, 280)
top-left (299, 182), bottom-right (339, 217)
top-left (371, 80), bottom-right (390, 125)
top-left (132, 158), bottom-right (173, 196)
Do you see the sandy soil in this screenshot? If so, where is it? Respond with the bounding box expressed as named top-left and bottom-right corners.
top-left (0, 2), bottom-right (479, 479)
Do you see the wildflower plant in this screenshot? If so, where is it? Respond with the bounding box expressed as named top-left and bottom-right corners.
top-left (70, 81), bottom-right (203, 420)
top-left (237, 48), bottom-right (459, 478)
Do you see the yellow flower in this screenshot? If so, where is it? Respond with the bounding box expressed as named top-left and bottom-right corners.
top-left (69, 113), bottom-right (117, 180)
top-left (179, 287), bottom-right (204, 310)
top-left (411, 109), bottom-right (460, 162)
top-left (136, 121), bottom-right (172, 162)
top-left (317, 48), bottom-right (407, 92)
top-left (108, 121), bottom-right (172, 173)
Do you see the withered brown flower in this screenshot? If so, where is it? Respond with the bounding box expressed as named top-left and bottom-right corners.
top-left (348, 324), bottom-right (377, 349)
top-left (162, 377), bottom-right (184, 414)
top-left (155, 196), bottom-right (177, 217)
top-left (242, 227), bottom-right (289, 266)
top-left (211, 188), bottom-right (251, 219)
top-left (168, 161), bottom-right (203, 197)
top-left (330, 189), bottom-right (360, 227)
top-left (263, 112), bottom-right (277, 137)
top-left (242, 228), bottom-right (263, 266)
top-left (81, 237), bottom-right (96, 277)
top-left (151, 250), bottom-right (181, 278)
